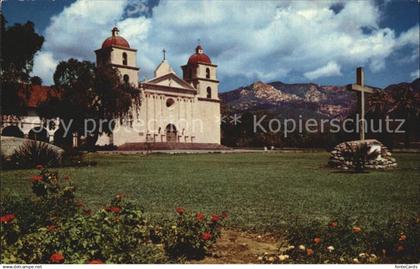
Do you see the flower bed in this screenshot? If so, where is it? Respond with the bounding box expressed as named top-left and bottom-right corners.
top-left (0, 166), bottom-right (226, 263)
top-left (258, 216), bottom-right (419, 264)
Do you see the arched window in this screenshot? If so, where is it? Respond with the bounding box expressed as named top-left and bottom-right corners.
top-left (1, 125), bottom-right (24, 138)
top-left (206, 68), bottom-right (210, 79)
top-left (122, 52), bottom-right (128, 65)
top-left (123, 74), bottom-right (129, 84)
top-left (206, 87), bottom-right (212, 98)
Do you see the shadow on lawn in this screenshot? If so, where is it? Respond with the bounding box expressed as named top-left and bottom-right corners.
top-left (330, 170), bottom-right (371, 174)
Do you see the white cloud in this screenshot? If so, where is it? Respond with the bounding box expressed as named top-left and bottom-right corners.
top-left (32, 0), bottom-right (128, 84)
top-left (304, 61), bottom-right (342, 80)
top-left (32, 51), bottom-right (57, 84)
top-left (31, 0), bottom-right (419, 88)
top-left (410, 70), bottom-right (419, 80)
top-left (397, 24), bottom-right (419, 47)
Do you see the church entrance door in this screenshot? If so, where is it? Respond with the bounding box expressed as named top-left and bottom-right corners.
top-left (166, 124), bottom-right (177, 143)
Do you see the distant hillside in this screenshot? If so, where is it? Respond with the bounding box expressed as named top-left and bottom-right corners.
top-left (220, 79), bottom-right (419, 119)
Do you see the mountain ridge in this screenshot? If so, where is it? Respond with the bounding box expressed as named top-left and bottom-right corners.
top-left (220, 78), bottom-right (420, 119)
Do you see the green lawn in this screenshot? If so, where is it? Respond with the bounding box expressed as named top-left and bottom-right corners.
top-left (1, 152), bottom-right (419, 231)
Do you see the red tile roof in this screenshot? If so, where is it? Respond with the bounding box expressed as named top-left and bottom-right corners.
top-left (18, 84), bottom-right (61, 109)
top-left (187, 45), bottom-right (212, 65)
top-left (102, 35), bottom-right (130, 49)
top-left (101, 27), bottom-right (130, 49)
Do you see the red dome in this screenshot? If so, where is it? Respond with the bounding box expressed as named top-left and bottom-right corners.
top-left (187, 45), bottom-right (211, 64)
top-left (101, 27), bottom-right (130, 49)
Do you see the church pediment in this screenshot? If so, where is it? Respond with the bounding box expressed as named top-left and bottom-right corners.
top-left (144, 73), bottom-right (196, 92)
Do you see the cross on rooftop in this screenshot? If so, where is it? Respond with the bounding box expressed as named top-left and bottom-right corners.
top-left (346, 67), bottom-right (375, 141)
top-left (162, 48), bottom-right (166, 60)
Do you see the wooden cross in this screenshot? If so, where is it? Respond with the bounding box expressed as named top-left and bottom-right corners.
top-left (346, 67), bottom-right (375, 141)
top-left (162, 48), bottom-right (166, 60)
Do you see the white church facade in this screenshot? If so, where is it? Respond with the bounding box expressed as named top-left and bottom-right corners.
top-left (96, 27), bottom-right (221, 147)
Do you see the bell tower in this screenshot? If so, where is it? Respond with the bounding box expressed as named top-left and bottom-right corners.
top-left (95, 27), bottom-right (139, 86)
top-left (181, 45), bottom-right (219, 99)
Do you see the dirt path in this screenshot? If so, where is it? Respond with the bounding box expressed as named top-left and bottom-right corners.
top-left (193, 230), bottom-right (283, 264)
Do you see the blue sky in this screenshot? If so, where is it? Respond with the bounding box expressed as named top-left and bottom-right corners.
top-left (3, 0), bottom-right (419, 91)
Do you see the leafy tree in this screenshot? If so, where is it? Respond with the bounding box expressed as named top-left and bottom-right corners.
top-left (1, 14), bottom-right (44, 115)
top-left (37, 59), bottom-right (140, 149)
top-left (37, 59), bottom-right (96, 147)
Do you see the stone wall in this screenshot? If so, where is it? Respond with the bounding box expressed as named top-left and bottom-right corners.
top-left (329, 139), bottom-right (397, 170)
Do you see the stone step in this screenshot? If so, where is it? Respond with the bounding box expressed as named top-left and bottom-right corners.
top-left (118, 142), bottom-right (230, 151)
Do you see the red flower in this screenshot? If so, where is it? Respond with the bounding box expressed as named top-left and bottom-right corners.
top-left (31, 175), bottom-right (43, 183)
top-left (306, 248), bottom-right (314, 256)
top-left (63, 175), bottom-right (70, 180)
top-left (329, 221), bottom-right (337, 228)
top-left (47, 225), bottom-right (57, 232)
top-left (352, 226), bottom-right (362, 233)
top-left (396, 244), bottom-right (405, 253)
top-left (50, 252), bottom-right (64, 263)
top-left (176, 207), bottom-right (185, 215)
top-left (313, 237), bottom-right (321, 244)
top-left (221, 211), bottom-right (228, 219)
top-left (201, 232), bottom-right (212, 241)
top-left (0, 214), bottom-right (16, 223)
top-left (88, 259), bottom-right (104, 264)
top-left (211, 214), bottom-right (220, 222)
top-left (83, 209), bottom-right (92, 216)
top-left (36, 164), bottom-right (43, 170)
top-left (196, 212), bottom-right (205, 221)
top-left (106, 207), bottom-right (121, 213)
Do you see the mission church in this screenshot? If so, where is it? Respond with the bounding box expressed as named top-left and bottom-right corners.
top-left (96, 27), bottom-right (221, 147)
top-left (1, 27), bottom-right (222, 148)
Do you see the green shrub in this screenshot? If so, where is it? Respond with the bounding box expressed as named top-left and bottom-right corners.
top-left (61, 148), bottom-right (97, 168)
top-left (161, 208), bottom-right (226, 260)
top-left (0, 153), bottom-right (14, 170)
top-left (0, 194), bottom-right (47, 234)
top-left (3, 200), bottom-right (166, 264)
top-left (10, 141), bottom-right (62, 169)
top-left (0, 169), bottom-right (223, 264)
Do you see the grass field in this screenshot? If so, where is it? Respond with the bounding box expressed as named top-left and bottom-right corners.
top-left (1, 152), bottom-right (419, 231)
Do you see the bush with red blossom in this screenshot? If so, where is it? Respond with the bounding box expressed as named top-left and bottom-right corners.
top-left (1, 168), bottom-right (228, 264)
top-left (161, 208), bottom-right (227, 260)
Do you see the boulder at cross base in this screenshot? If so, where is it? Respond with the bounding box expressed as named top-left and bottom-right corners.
top-left (328, 139), bottom-right (397, 170)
